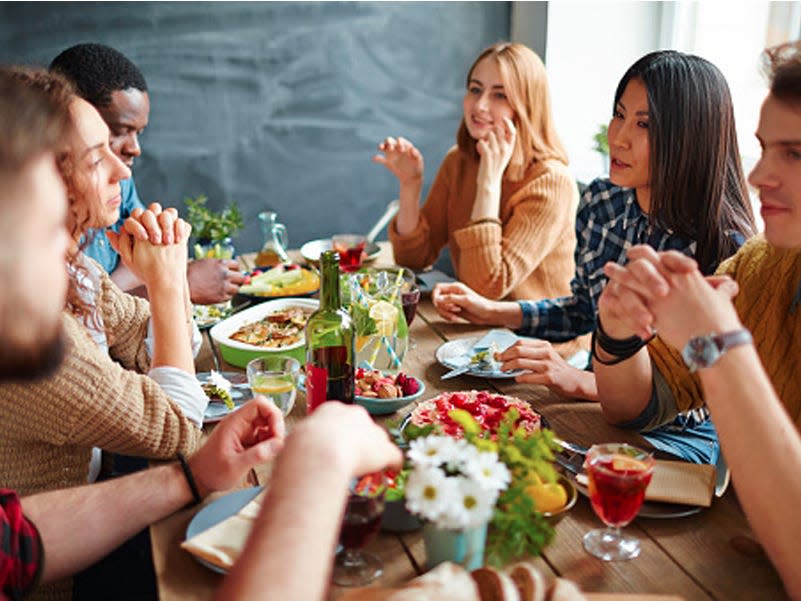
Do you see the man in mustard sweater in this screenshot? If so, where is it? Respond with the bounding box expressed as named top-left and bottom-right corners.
top-left (0, 71), bottom-right (402, 601)
top-left (592, 42), bottom-right (801, 599)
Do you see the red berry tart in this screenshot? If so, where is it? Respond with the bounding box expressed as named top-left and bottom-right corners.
top-left (409, 390), bottom-right (541, 439)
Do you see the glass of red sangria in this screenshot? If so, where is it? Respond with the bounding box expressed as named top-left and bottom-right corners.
top-left (333, 471), bottom-right (387, 586)
top-left (583, 443), bottom-right (654, 561)
top-left (332, 234), bottom-right (367, 273)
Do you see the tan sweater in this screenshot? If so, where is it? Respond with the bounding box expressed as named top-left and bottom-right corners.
top-left (649, 236), bottom-right (801, 429)
top-left (389, 147), bottom-right (578, 301)
top-left (0, 267), bottom-right (203, 497)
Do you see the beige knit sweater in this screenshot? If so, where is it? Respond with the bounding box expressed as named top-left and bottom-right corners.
top-left (649, 235), bottom-right (801, 429)
top-left (389, 146), bottom-right (578, 301)
top-left (0, 266), bottom-right (203, 498)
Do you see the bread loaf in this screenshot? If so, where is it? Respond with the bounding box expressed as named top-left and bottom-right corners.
top-left (547, 577), bottom-right (586, 601)
top-left (389, 562), bottom-right (481, 601)
top-left (471, 567), bottom-right (521, 601)
top-left (506, 562), bottom-right (546, 601)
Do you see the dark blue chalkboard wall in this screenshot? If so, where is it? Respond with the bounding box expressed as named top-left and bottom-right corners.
top-left (0, 1), bottom-right (512, 257)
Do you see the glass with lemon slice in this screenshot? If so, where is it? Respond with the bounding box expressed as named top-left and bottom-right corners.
top-left (583, 443), bottom-right (654, 561)
top-left (246, 356), bottom-right (300, 416)
top-left (344, 272), bottom-right (409, 371)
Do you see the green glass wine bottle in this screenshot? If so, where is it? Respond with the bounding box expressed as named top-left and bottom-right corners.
top-left (304, 250), bottom-right (355, 413)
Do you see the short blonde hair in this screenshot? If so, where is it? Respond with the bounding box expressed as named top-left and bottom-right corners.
top-left (456, 43), bottom-right (568, 181)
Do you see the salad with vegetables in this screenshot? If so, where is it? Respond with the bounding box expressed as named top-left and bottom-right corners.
top-left (238, 264), bottom-right (319, 297)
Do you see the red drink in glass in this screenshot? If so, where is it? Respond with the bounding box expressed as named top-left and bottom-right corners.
top-left (587, 455), bottom-right (653, 527)
top-left (332, 235), bottom-right (366, 273)
top-left (333, 473), bottom-right (387, 586)
top-left (582, 443), bottom-right (654, 561)
top-left (339, 496), bottom-right (384, 549)
top-left (401, 287), bottom-right (421, 326)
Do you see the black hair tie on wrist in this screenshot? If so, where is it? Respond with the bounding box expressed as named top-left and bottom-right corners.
top-left (591, 316), bottom-right (655, 366)
top-left (177, 452), bottom-right (202, 506)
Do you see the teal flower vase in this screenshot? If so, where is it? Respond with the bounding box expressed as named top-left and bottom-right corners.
top-left (422, 522), bottom-right (487, 570)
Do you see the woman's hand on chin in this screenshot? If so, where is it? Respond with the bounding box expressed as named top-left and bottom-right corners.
top-left (476, 116), bottom-right (516, 186)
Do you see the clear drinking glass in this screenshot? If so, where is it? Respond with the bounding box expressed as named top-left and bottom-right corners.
top-left (583, 443), bottom-right (654, 561)
top-left (246, 356), bottom-right (300, 416)
top-left (333, 472), bottom-right (387, 586)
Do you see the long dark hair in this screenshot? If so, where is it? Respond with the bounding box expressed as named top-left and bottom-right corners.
top-left (614, 51), bottom-right (755, 274)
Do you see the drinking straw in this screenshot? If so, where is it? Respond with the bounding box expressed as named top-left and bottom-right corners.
top-left (381, 334), bottom-right (402, 369)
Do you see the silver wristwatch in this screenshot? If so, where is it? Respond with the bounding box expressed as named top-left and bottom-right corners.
top-left (681, 329), bottom-right (753, 373)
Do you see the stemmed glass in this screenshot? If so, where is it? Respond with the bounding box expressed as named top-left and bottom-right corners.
top-left (333, 472), bottom-right (387, 586)
top-left (583, 443), bottom-right (654, 561)
top-left (401, 283), bottom-right (421, 350)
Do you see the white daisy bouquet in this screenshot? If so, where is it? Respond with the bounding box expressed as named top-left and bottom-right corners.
top-left (404, 434), bottom-right (510, 530)
top-left (397, 407), bottom-right (561, 565)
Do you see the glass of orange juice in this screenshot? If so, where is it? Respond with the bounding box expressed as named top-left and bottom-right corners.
top-left (246, 356), bottom-right (300, 416)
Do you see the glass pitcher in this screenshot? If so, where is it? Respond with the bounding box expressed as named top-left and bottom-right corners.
top-left (256, 211), bottom-right (290, 267)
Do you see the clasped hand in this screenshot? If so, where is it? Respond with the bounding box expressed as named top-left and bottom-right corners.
top-left (598, 245), bottom-right (743, 351)
top-left (106, 202), bottom-right (190, 289)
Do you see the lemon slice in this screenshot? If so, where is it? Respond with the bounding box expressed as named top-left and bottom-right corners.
top-left (251, 375), bottom-right (294, 395)
top-left (369, 300), bottom-right (398, 336)
top-left (611, 455), bottom-right (648, 472)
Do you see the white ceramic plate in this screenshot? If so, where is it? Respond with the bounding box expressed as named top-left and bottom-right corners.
top-left (435, 337), bottom-right (524, 379)
top-left (300, 238), bottom-right (381, 264)
top-left (209, 297), bottom-right (319, 354)
top-left (197, 371), bottom-right (251, 424)
top-left (185, 487), bottom-right (264, 574)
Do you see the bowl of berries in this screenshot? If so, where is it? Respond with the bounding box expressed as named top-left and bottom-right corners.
top-left (354, 367), bottom-right (425, 415)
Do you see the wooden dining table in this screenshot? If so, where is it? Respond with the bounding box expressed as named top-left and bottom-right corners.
top-left (150, 243), bottom-right (788, 601)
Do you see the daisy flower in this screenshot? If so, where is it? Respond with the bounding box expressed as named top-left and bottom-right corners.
top-left (405, 465), bottom-right (458, 523)
top-left (407, 435), bottom-right (456, 468)
top-left (439, 477), bottom-right (498, 530)
top-left (464, 450), bottom-right (510, 493)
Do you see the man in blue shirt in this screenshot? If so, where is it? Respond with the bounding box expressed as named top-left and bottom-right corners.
top-left (51, 43), bottom-right (244, 304)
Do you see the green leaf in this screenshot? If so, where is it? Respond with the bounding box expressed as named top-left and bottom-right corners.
top-left (184, 194), bottom-right (244, 242)
top-left (350, 302), bottom-right (377, 337)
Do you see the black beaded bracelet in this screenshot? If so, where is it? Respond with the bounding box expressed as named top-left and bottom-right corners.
top-left (591, 317), bottom-right (654, 366)
top-left (176, 452), bottom-right (202, 506)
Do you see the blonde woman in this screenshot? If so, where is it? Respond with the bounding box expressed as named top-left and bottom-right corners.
top-left (375, 42), bottom-right (577, 301)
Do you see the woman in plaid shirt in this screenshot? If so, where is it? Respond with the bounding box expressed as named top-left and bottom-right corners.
top-left (432, 50), bottom-right (756, 401)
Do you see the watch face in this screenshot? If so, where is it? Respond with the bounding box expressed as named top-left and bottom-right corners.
top-left (682, 336), bottom-right (720, 370)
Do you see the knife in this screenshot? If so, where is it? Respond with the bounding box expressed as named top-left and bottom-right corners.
top-left (440, 365), bottom-right (472, 380)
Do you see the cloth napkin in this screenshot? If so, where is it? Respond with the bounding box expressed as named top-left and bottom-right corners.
top-left (181, 491), bottom-right (264, 570)
top-left (642, 411), bottom-right (720, 465)
top-left (646, 460), bottom-right (716, 507)
top-left (472, 328), bottom-right (518, 353)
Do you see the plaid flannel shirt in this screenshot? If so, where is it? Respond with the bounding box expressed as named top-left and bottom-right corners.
top-left (517, 178), bottom-right (696, 341)
top-left (1, 489), bottom-right (42, 600)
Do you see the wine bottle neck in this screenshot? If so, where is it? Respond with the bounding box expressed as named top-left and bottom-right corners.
top-left (319, 251), bottom-right (341, 310)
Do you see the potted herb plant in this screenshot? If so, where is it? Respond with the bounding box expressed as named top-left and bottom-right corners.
top-left (184, 194), bottom-right (244, 260)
